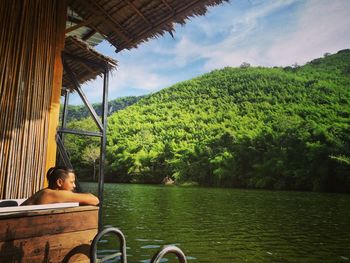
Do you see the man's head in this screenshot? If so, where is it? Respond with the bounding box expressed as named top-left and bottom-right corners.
top-left (47, 166), bottom-right (76, 191)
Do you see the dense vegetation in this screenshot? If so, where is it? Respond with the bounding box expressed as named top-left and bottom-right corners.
top-left (65, 50), bottom-right (350, 192)
top-left (63, 95), bottom-right (142, 121)
top-left (61, 96), bottom-right (142, 178)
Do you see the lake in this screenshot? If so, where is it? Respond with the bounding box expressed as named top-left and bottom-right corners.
top-left (82, 183), bottom-right (350, 263)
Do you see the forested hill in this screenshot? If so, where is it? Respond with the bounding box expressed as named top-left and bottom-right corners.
top-left (63, 95), bottom-right (142, 121)
top-left (68, 49), bottom-right (350, 192)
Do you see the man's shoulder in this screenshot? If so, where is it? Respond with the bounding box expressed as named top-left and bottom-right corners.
top-left (39, 188), bottom-right (55, 197)
top-left (40, 188), bottom-right (52, 193)
top-left (21, 188), bottom-right (50, 205)
top-left (39, 188), bottom-right (70, 201)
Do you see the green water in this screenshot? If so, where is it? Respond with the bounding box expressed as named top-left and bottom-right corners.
top-left (82, 183), bottom-right (350, 263)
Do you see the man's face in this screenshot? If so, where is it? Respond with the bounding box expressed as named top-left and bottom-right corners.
top-left (58, 173), bottom-right (76, 191)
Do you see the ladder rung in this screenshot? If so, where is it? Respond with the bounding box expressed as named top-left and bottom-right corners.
top-left (99, 252), bottom-right (122, 263)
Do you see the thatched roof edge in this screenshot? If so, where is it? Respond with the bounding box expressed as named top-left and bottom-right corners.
top-left (115, 0), bottom-right (227, 52)
top-left (62, 36), bottom-right (118, 90)
top-left (68, 0), bottom-right (228, 52)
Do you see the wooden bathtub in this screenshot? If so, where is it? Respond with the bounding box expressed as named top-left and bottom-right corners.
top-left (0, 201), bottom-right (98, 262)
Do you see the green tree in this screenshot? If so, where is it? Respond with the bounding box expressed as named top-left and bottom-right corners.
top-left (82, 145), bottom-right (100, 181)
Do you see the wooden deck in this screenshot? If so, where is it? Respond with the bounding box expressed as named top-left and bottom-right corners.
top-left (0, 205), bottom-right (98, 262)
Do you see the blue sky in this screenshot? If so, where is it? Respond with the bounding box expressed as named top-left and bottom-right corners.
top-left (69, 0), bottom-right (350, 105)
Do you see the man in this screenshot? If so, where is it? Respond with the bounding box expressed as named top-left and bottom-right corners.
top-left (21, 166), bottom-right (99, 206)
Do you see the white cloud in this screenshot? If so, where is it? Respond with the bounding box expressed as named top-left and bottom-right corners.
top-left (265, 0), bottom-right (350, 66)
top-left (110, 64), bottom-right (170, 92)
top-left (162, 0), bottom-right (303, 70)
top-left (165, 0), bottom-right (350, 70)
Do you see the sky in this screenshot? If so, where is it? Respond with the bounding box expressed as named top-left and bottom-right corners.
top-left (69, 0), bottom-right (350, 105)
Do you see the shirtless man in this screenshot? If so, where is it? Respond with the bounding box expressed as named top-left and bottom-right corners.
top-left (21, 167), bottom-right (99, 206)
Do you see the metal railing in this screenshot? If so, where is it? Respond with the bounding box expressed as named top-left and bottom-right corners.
top-left (151, 245), bottom-right (187, 263)
top-left (90, 227), bottom-right (187, 263)
top-left (90, 227), bottom-right (127, 263)
top-left (60, 52), bottom-right (109, 230)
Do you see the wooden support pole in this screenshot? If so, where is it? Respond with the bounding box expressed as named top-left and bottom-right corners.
top-left (44, 0), bottom-right (67, 188)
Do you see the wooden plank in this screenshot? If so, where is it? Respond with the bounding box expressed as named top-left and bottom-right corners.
top-left (0, 202), bottom-right (79, 214)
top-left (0, 208), bottom-right (98, 242)
top-left (0, 229), bottom-right (97, 263)
top-left (0, 205), bottom-right (98, 219)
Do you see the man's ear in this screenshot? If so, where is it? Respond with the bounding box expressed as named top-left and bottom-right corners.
top-left (56, 178), bottom-right (64, 188)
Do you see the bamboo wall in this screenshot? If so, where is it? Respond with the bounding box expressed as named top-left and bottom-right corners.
top-left (0, 0), bottom-right (67, 199)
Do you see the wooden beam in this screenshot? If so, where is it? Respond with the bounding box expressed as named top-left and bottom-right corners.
top-left (160, 0), bottom-right (174, 12)
top-left (67, 15), bottom-right (83, 25)
top-left (77, 0), bottom-right (131, 43)
top-left (65, 16), bottom-right (103, 34)
top-left (78, 61), bottom-right (101, 79)
top-left (126, 0), bottom-right (152, 26)
top-left (82, 29), bottom-right (96, 41)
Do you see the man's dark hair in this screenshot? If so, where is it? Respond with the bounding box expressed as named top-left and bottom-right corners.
top-left (47, 166), bottom-right (74, 189)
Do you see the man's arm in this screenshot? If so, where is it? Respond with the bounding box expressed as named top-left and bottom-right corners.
top-left (49, 190), bottom-right (99, 205)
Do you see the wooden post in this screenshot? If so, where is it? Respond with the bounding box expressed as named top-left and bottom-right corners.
top-left (44, 0), bottom-right (67, 187)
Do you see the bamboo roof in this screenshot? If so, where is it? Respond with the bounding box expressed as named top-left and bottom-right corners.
top-left (66, 8), bottom-right (104, 47)
top-left (67, 0), bottom-right (227, 52)
top-left (62, 36), bottom-right (117, 90)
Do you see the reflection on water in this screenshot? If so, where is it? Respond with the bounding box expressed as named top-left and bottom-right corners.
top-left (82, 183), bottom-right (350, 263)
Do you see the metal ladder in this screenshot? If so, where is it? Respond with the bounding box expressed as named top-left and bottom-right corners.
top-left (90, 227), bottom-right (127, 263)
top-left (90, 227), bottom-right (187, 263)
top-left (150, 245), bottom-right (187, 263)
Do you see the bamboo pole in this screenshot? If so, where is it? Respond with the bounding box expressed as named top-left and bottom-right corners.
top-left (6, 0), bottom-right (27, 198)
